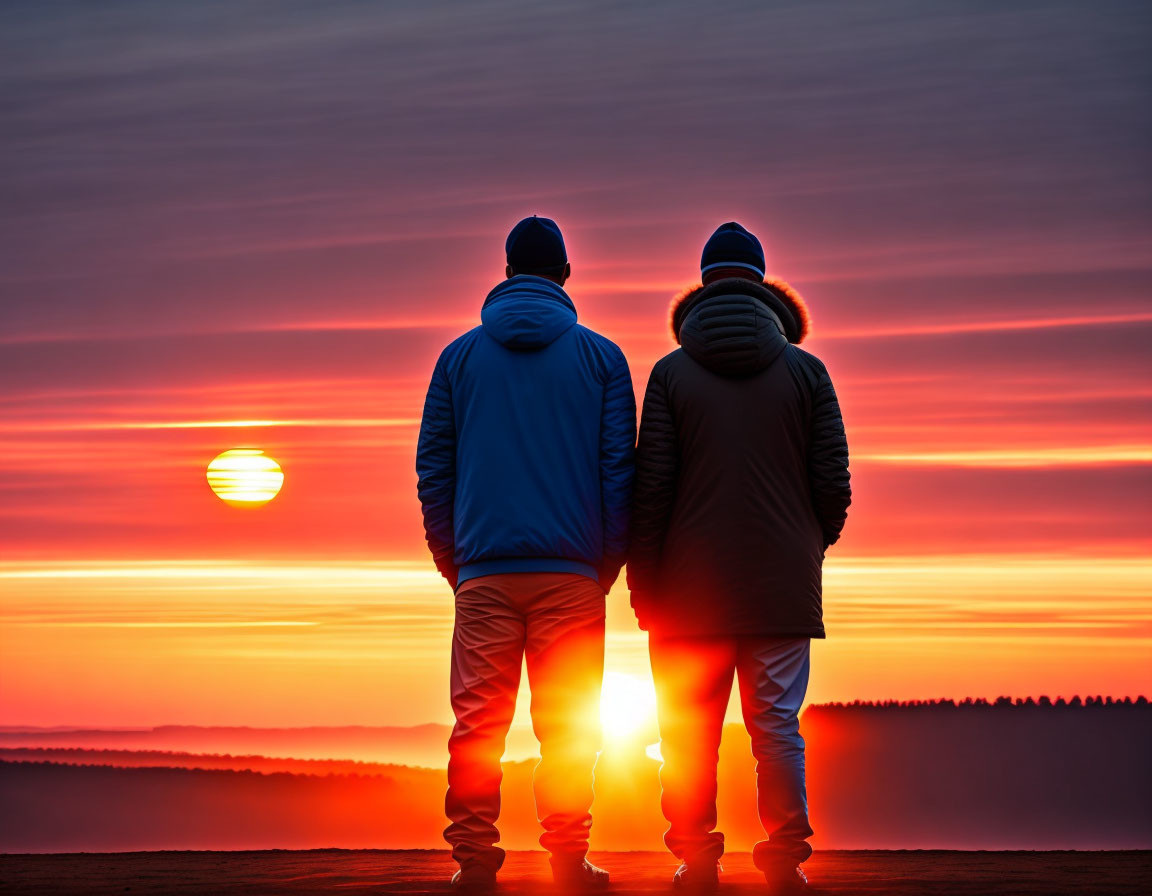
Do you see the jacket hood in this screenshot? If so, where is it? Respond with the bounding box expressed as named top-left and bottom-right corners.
top-left (481, 275), bottom-right (578, 350)
top-left (669, 276), bottom-right (811, 377)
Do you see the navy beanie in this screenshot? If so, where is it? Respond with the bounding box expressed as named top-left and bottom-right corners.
top-left (506, 215), bottom-right (567, 271)
top-left (700, 222), bottom-right (765, 278)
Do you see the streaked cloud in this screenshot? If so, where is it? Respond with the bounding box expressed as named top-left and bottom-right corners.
top-left (819, 312), bottom-right (1152, 341)
top-left (858, 445), bottom-right (1152, 468)
top-left (1, 417), bottom-right (419, 433)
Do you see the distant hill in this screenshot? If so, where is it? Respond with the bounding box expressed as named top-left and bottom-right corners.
top-left (0, 723), bottom-right (541, 767)
top-left (2, 700), bottom-right (1148, 852)
top-left (0, 747), bottom-right (417, 777)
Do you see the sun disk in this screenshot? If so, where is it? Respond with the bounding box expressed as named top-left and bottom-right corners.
top-left (206, 448), bottom-right (284, 507)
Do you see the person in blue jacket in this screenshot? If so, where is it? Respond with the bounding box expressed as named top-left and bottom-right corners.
top-left (416, 216), bottom-right (635, 892)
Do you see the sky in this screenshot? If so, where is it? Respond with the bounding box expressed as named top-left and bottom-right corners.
top-left (1, 0), bottom-right (1150, 728)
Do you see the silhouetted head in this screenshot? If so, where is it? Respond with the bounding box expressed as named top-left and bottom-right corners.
top-left (505, 215), bottom-right (571, 286)
top-left (700, 221), bottom-right (765, 285)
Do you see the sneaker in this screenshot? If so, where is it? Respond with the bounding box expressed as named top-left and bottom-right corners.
top-left (451, 867), bottom-right (497, 894)
top-left (672, 861), bottom-right (721, 892)
top-left (551, 858), bottom-right (610, 890)
top-left (763, 864), bottom-right (808, 893)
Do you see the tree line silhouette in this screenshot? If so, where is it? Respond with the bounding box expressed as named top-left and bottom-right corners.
top-left (815, 695), bottom-right (1148, 709)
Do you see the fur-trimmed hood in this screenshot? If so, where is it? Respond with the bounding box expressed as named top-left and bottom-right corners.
top-left (668, 276), bottom-right (810, 378)
top-left (670, 276), bottom-right (810, 345)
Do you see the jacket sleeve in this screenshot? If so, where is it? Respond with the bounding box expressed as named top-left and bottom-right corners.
top-left (415, 355), bottom-right (459, 589)
top-left (626, 362), bottom-right (677, 627)
top-left (598, 349), bottom-right (636, 594)
top-left (809, 363), bottom-right (851, 549)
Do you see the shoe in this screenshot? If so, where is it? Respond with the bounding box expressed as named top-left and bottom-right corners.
top-left (763, 864), bottom-right (808, 893)
top-left (672, 861), bottom-right (721, 892)
top-left (451, 867), bottom-right (497, 894)
top-left (552, 858), bottom-right (610, 890)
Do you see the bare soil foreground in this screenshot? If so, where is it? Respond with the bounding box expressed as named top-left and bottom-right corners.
top-left (2, 850), bottom-right (1151, 896)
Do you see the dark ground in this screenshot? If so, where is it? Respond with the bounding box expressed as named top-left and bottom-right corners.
top-left (2, 850), bottom-right (1151, 896)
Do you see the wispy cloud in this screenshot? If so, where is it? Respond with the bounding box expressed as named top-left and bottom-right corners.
top-left (0, 417), bottom-right (419, 433)
top-left (819, 312), bottom-right (1152, 341)
top-left (858, 445), bottom-right (1152, 467)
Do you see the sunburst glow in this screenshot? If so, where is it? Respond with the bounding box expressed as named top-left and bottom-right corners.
top-left (600, 671), bottom-right (657, 739)
top-left (206, 448), bottom-right (284, 507)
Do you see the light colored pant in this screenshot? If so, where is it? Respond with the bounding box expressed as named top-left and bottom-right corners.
top-left (445, 572), bottom-right (605, 871)
top-left (649, 635), bottom-right (813, 870)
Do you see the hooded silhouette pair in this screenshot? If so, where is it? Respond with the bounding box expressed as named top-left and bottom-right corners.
top-left (416, 217), bottom-right (850, 894)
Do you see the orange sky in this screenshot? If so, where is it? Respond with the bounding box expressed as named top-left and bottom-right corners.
top-left (1, 1), bottom-right (1150, 728)
top-left (2, 557), bottom-right (1149, 728)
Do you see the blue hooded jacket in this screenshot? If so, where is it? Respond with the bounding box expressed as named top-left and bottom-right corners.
top-left (416, 275), bottom-right (635, 591)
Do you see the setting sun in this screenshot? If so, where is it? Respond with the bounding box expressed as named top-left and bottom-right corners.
top-left (206, 448), bottom-right (285, 507)
top-left (600, 671), bottom-right (657, 739)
